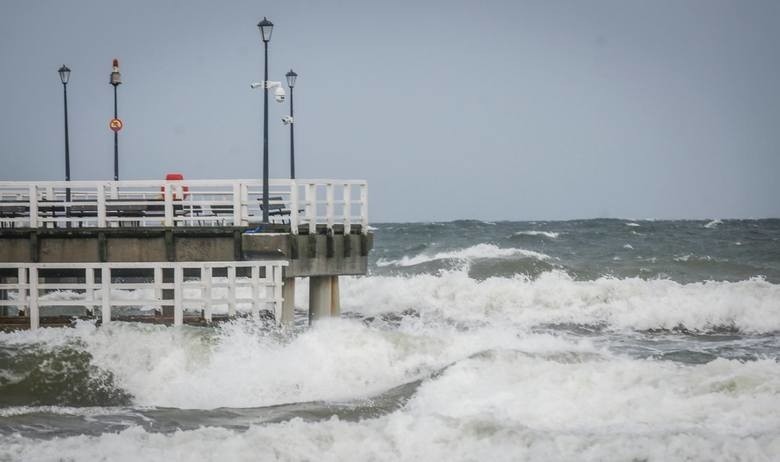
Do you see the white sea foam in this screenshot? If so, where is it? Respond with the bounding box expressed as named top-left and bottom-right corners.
top-left (339, 270), bottom-right (780, 332)
top-left (513, 230), bottom-right (560, 239)
top-left (0, 317), bottom-right (594, 410)
top-left (7, 271), bottom-right (780, 408)
top-left (376, 244), bottom-right (551, 267)
top-left (705, 219), bottom-right (723, 229)
top-left (623, 244), bottom-right (634, 249)
top-left (3, 354), bottom-right (779, 461)
top-left (674, 254), bottom-right (713, 262)
top-left (3, 271), bottom-right (780, 460)
top-left (625, 222), bottom-right (641, 227)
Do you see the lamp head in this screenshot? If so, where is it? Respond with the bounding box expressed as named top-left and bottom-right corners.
top-left (285, 69), bottom-right (297, 88)
top-left (258, 17), bottom-right (273, 42)
top-left (58, 65), bottom-right (71, 84)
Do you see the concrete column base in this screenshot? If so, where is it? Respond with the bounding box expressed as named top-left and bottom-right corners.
top-left (309, 276), bottom-right (331, 323)
top-left (281, 277), bottom-right (296, 327)
top-left (330, 276), bottom-right (340, 317)
top-left (308, 275), bottom-right (341, 323)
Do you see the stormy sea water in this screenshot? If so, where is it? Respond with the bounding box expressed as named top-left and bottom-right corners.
top-left (1, 219), bottom-right (780, 461)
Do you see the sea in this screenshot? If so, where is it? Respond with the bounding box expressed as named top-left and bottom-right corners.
top-left (1, 219), bottom-right (779, 461)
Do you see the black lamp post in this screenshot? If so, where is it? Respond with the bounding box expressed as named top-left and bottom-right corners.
top-left (258, 17), bottom-right (273, 223)
top-left (285, 69), bottom-right (297, 179)
top-left (110, 59), bottom-right (122, 181)
top-left (58, 65), bottom-right (71, 220)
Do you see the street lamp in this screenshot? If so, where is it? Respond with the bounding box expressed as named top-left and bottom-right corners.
top-left (58, 65), bottom-right (71, 221)
top-left (110, 59), bottom-right (122, 181)
top-left (258, 17), bottom-right (273, 223)
top-left (285, 69), bottom-right (297, 179)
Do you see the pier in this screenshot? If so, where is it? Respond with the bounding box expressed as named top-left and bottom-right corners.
top-left (0, 178), bottom-right (372, 329)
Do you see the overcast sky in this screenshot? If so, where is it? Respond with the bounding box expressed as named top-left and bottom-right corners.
top-left (1, 0), bottom-right (778, 221)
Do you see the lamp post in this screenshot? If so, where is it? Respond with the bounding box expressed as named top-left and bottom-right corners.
top-left (285, 69), bottom-right (297, 179)
top-left (258, 17), bottom-right (273, 223)
top-left (58, 65), bottom-right (71, 220)
top-left (110, 59), bottom-right (122, 181)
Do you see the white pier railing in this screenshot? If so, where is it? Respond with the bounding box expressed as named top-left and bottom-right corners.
top-left (0, 179), bottom-right (368, 234)
top-left (0, 261), bottom-right (288, 329)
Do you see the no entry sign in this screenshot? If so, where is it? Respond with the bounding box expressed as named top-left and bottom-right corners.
top-left (109, 118), bottom-right (123, 132)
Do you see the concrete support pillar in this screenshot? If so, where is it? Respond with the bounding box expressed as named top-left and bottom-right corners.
top-left (281, 277), bottom-right (296, 327)
top-left (308, 276), bottom-right (332, 323)
top-left (330, 276), bottom-right (340, 317)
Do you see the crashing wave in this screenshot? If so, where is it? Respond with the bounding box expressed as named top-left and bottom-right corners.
top-left (376, 244), bottom-right (551, 268)
top-left (513, 231), bottom-right (560, 239)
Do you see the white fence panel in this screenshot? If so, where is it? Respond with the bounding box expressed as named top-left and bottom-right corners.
top-left (0, 261), bottom-right (288, 329)
top-left (0, 179), bottom-right (368, 234)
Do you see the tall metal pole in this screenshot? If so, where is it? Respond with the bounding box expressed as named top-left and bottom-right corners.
top-left (289, 86), bottom-right (295, 179)
top-left (62, 80), bottom-right (71, 221)
top-left (262, 40), bottom-right (270, 223)
top-left (112, 84), bottom-right (119, 181)
top-left (63, 83), bottom-right (71, 184)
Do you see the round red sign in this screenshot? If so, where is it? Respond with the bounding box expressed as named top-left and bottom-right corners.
top-left (109, 118), bottom-right (123, 132)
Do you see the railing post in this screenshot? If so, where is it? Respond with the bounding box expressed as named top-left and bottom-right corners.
top-left (232, 182), bottom-right (242, 226)
top-left (29, 267), bottom-right (38, 329)
top-left (28, 185), bottom-right (38, 229)
top-left (202, 265), bottom-right (212, 322)
top-left (85, 267), bottom-right (95, 310)
top-left (174, 265), bottom-right (183, 326)
top-left (163, 183), bottom-right (174, 227)
top-left (97, 183), bottom-right (107, 228)
top-left (360, 183), bottom-right (369, 234)
top-left (227, 265), bottom-right (236, 317)
top-left (264, 264), bottom-right (273, 320)
top-left (273, 264), bottom-right (283, 324)
top-left (154, 266), bottom-right (163, 303)
top-left (251, 265), bottom-right (260, 317)
top-left (240, 183), bottom-right (249, 226)
top-left (326, 183), bottom-right (334, 232)
top-left (17, 267), bottom-right (27, 316)
top-left (101, 266), bottom-right (111, 324)
top-left (343, 184), bottom-right (352, 235)
top-left (289, 180), bottom-right (299, 234)
top-left (307, 183), bottom-right (316, 234)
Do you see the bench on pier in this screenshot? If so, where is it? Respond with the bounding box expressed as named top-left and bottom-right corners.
top-left (209, 197), bottom-right (296, 224)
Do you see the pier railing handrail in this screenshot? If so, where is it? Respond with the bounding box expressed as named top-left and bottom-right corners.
top-left (0, 260), bottom-right (288, 329)
top-left (0, 179), bottom-right (368, 234)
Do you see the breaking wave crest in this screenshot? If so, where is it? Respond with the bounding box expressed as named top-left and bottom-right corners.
top-left (340, 270), bottom-right (780, 333)
top-left (376, 244), bottom-right (551, 268)
top-left (512, 230), bottom-right (560, 239)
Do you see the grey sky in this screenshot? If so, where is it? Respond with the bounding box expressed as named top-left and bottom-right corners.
top-left (1, 0), bottom-right (778, 221)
